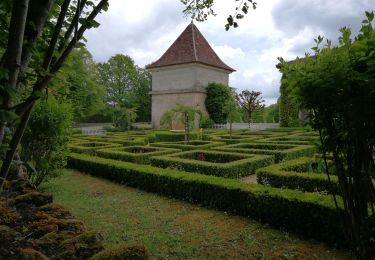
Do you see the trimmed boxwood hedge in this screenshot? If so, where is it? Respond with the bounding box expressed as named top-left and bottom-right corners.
top-left (67, 153), bottom-right (346, 246)
top-left (150, 140), bottom-right (225, 151)
top-left (150, 150), bottom-right (274, 178)
top-left (256, 157), bottom-right (340, 194)
top-left (256, 158), bottom-right (375, 195)
top-left (214, 143), bottom-right (316, 163)
top-left (96, 146), bottom-right (181, 164)
top-left (68, 141), bottom-right (121, 155)
top-left (154, 132), bottom-right (200, 142)
top-left (210, 135), bottom-right (263, 144)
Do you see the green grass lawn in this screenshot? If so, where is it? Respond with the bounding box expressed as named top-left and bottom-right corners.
top-left (41, 170), bottom-right (348, 259)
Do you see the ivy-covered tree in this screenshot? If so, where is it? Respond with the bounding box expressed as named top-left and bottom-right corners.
top-left (278, 12), bottom-right (375, 258)
top-left (205, 83), bottom-right (232, 124)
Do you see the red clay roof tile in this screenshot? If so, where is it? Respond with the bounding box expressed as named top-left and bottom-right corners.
top-left (147, 23), bottom-right (235, 72)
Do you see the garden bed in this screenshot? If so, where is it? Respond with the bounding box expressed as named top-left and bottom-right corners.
top-left (150, 140), bottom-right (224, 151)
top-left (150, 150), bottom-right (273, 178)
top-left (96, 146), bottom-right (180, 164)
top-left (214, 143), bottom-right (316, 162)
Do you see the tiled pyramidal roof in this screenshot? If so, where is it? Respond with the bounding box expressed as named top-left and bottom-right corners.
top-left (147, 22), bottom-right (235, 72)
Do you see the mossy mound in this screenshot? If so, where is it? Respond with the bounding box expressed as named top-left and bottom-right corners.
top-left (0, 177), bottom-right (149, 260)
top-left (91, 244), bottom-right (150, 260)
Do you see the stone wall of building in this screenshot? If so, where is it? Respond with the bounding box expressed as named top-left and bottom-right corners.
top-left (150, 63), bottom-right (230, 129)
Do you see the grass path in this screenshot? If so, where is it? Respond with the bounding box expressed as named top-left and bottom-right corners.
top-left (41, 170), bottom-right (348, 259)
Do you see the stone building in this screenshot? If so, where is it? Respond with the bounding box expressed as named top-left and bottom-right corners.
top-left (147, 22), bottom-right (235, 129)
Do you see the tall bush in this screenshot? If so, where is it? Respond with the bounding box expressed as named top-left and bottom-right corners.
top-left (278, 12), bottom-right (375, 258)
top-left (21, 98), bottom-right (73, 187)
top-left (205, 83), bottom-right (232, 124)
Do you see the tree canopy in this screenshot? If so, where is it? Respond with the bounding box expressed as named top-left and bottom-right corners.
top-left (205, 83), bottom-right (232, 124)
top-left (278, 12), bottom-right (375, 258)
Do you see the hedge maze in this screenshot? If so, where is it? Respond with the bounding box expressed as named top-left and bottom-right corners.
top-left (67, 128), bottom-right (374, 247)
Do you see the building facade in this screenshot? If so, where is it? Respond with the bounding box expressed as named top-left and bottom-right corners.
top-left (147, 22), bottom-right (234, 129)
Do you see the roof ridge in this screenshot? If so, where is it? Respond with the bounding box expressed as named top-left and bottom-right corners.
top-left (146, 23), bottom-right (235, 72)
top-left (191, 23), bottom-right (198, 61)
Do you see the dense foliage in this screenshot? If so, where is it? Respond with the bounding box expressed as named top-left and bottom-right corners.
top-left (205, 83), bottom-right (232, 124)
top-left (97, 54), bottom-right (151, 122)
top-left (68, 152), bottom-right (346, 246)
top-left (278, 12), bottom-right (375, 258)
top-left (21, 98), bottom-right (73, 186)
top-left (0, 0), bottom-right (109, 183)
top-left (160, 104), bottom-right (202, 143)
top-left (51, 48), bottom-right (105, 121)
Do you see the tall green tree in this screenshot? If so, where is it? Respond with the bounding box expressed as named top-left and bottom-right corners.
top-left (278, 12), bottom-right (375, 258)
top-left (205, 83), bottom-right (232, 124)
top-left (51, 47), bottom-right (105, 121)
top-left (0, 0), bottom-right (109, 185)
top-left (97, 54), bottom-right (138, 107)
top-left (131, 68), bottom-right (151, 122)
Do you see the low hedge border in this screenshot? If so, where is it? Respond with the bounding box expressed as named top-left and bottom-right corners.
top-left (96, 146), bottom-right (181, 164)
top-left (213, 143), bottom-right (316, 163)
top-left (150, 140), bottom-right (225, 151)
top-left (256, 158), bottom-right (375, 195)
top-left (67, 153), bottom-right (346, 246)
top-left (153, 132), bottom-right (200, 142)
top-left (68, 141), bottom-right (121, 155)
top-left (71, 136), bottom-right (148, 146)
top-left (150, 150), bottom-right (274, 178)
top-left (210, 135), bottom-right (263, 144)
top-left (256, 157), bottom-right (340, 194)
top-left (254, 137), bottom-right (314, 145)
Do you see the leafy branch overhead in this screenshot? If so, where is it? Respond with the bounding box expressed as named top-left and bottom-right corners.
top-left (181, 0), bottom-right (257, 30)
top-left (0, 0), bottom-right (109, 184)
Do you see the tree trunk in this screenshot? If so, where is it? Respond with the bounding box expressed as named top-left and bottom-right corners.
top-left (229, 122), bottom-right (232, 138)
top-left (0, 102), bottom-right (34, 189)
top-left (0, 122), bottom-right (5, 146)
top-left (1, 0), bottom-right (29, 109)
top-left (248, 111), bottom-right (252, 129)
top-left (184, 113), bottom-right (188, 145)
top-left (20, 0), bottom-right (55, 73)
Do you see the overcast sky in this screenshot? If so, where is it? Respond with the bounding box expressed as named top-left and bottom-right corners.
top-left (85, 0), bottom-right (373, 105)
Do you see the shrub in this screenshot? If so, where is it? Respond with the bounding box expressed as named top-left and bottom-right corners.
top-left (96, 146), bottom-right (181, 164)
top-left (154, 132), bottom-right (199, 142)
top-left (68, 141), bottom-right (121, 155)
top-left (199, 115), bottom-right (214, 128)
top-left (21, 99), bottom-right (73, 187)
top-left (214, 143), bottom-right (316, 162)
top-left (150, 150), bottom-right (274, 178)
top-left (67, 153), bottom-right (349, 246)
top-left (205, 83), bottom-right (232, 124)
top-left (150, 141), bottom-right (224, 151)
top-left (256, 157), bottom-right (341, 194)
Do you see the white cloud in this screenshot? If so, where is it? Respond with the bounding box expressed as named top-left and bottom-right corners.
top-left (211, 44), bottom-right (245, 59)
top-left (84, 0), bottom-right (372, 106)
